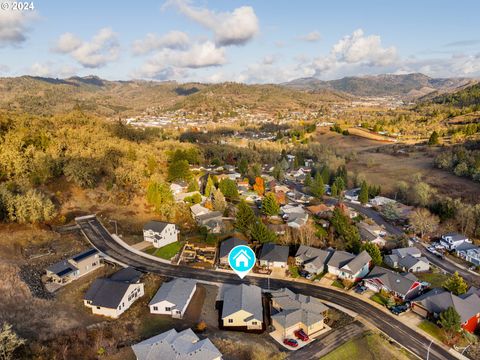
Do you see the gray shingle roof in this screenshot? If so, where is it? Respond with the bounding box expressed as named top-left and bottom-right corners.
top-left (295, 246), bottom-right (333, 271)
top-left (222, 284), bottom-right (263, 322)
top-left (46, 260), bottom-right (78, 277)
top-left (259, 243), bottom-right (289, 263)
top-left (84, 278), bottom-right (131, 308)
top-left (326, 250), bottom-right (356, 269)
top-left (392, 247), bottom-right (421, 258)
top-left (364, 266), bottom-right (418, 297)
top-left (328, 250), bottom-right (371, 275)
top-left (272, 308), bottom-right (323, 328)
top-left (110, 267), bottom-right (143, 283)
top-left (149, 279), bottom-right (197, 310)
top-left (398, 255), bottom-right (429, 270)
top-left (196, 211), bottom-right (223, 222)
top-left (442, 232), bottom-right (468, 242)
top-left (144, 220), bottom-right (173, 233)
top-left (219, 237), bottom-right (248, 259)
top-left (413, 288), bottom-right (480, 323)
top-left (132, 328), bottom-right (222, 360)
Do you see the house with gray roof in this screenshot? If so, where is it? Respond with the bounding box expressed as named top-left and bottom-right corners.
top-left (455, 243), bottom-right (480, 266)
top-left (440, 232), bottom-right (471, 251)
top-left (327, 250), bottom-right (371, 281)
top-left (363, 266), bottom-right (422, 300)
top-left (270, 288), bottom-right (328, 338)
top-left (132, 328), bottom-right (222, 360)
top-left (258, 243), bottom-right (289, 269)
top-left (412, 288), bottom-right (480, 333)
top-left (221, 284), bottom-right (263, 330)
top-left (143, 220), bottom-right (179, 249)
top-left (46, 248), bottom-right (102, 284)
top-left (218, 237), bottom-right (248, 266)
top-left (149, 279), bottom-right (197, 319)
top-left (295, 245), bottom-right (333, 274)
top-left (84, 267), bottom-right (144, 318)
top-left (384, 247), bottom-right (430, 273)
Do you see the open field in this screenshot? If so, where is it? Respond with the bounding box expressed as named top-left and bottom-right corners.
top-left (320, 331), bottom-right (416, 360)
top-left (347, 127), bottom-right (397, 142)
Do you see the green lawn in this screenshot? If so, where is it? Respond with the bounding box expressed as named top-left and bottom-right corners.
top-left (370, 293), bottom-right (388, 306)
top-left (418, 320), bottom-right (444, 342)
top-left (332, 279), bottom-right (345, 289)
top-left (145, 241), bottom-right (184, 260)
top-left (415, 272), bottom-right (450, 288)
top-left (289, 265), bottom-right (300, 278)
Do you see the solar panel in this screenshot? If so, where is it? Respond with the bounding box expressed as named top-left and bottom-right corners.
top-left (72, 248), bottom-right (97, 262)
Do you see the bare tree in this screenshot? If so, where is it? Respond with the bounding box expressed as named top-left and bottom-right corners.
top-left (0, 322), bottom-right (25, 360)
top-left (408, 208), bottom-right (439, 238)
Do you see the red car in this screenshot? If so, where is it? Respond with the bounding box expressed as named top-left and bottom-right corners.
top-left (283, 338), bottom-right (298, 347)
top-left (294, 329), bottom-right (309, 341)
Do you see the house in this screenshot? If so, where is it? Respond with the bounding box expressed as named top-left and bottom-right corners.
top-left (363, 266), bottom-right (422, 300)
top-left (306, 204), bottom-right (334, 217)
top-left (439, 232), bottom-right (471, 251)
top-left (46, 248), bottom-right (102, 284)
top-left (357, 221), bottom-right (387, 247)
top-left (270, 288), bottom-right (328, 338)
top-left (455, 243), bottom-right (480, 266)
top-left (190, 204), bottom-right (210, 219)
top-left (131, 328), bottom-right (222, 360)
top-left (84, 267), bottom-right (144, 318)
top-left (384, 247), bottom-right (430, 273)
top-left (287, 212), bottom-right (309, 228)
top-left (327, 250), bottom-right (371, 281)
top-left (258, 243), bottom-right (289, 269)
top-left (149, 279), bottom-right (197, 318)
top-left (412, 288), bottom-right (480, 333)
top-left (369, 196), bottom-right (396, 207)
top-left (143, 221), bottom-right (179, 249)
top-left (174, 191), bottom-right (203, 203)
top-left (196, 211), bottom-right (223, 226)
top-left (344, 188), bottom-right (360, 201)
top-left (218, 237), bottom-right (249, 266)
top-left (295, 245), bottom-right (333, 274)
top-left (170, 181), bottom-right (188, 195)
top-left (221, 284), bottom-right (263, 330)
top-left (281, 204), bottom-right (306, 220)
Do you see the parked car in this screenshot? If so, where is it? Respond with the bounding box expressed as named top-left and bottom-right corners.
top-left (306, 273), bottom-right (314, 280)
top-left (299, 270), bottom-right (309, 278)
top-left (427, 246), bottom-right (436, 254)
top-left (389, 304), bottom-right (409, 315)
top-left (283, 338), bottom-right (298, 347)
top-left (294, 329), bottom-right (309, 341)
top-left (355, 285), bottom-right (367, 294)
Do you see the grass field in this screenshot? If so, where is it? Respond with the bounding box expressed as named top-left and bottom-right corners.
top-left (370, 293), bottom-right (388, 306)
top-left (332, 279), bottom-right (345, 289)
top-left (418, 320), bottom-right (444, 342)
top-left (415, 272), bottom-right (450, 288)
top-left (145, 241), bottom-right (184, 260)
top-left (321, 332), bottom-right (416, 360)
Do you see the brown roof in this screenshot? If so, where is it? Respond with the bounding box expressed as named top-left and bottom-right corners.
top-left (306, 204), bottom-right (333, 215)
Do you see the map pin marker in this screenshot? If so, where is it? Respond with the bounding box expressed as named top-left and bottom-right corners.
top-left (228, 245), bottom-right (256, 279)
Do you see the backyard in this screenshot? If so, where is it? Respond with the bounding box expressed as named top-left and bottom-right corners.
top-left (145, 241), bottom-right (184, 260)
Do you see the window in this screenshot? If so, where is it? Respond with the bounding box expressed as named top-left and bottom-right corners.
top-left (176, 310), bottom-right (181, 314)
top-left (165, 307), bottom-right (171, 311)
top-left (252, 321), bottom-right (257, 325)
top-left (153, 306), bottom-right (158, 311)
top-left (228, 319), bottom-right (233, 323)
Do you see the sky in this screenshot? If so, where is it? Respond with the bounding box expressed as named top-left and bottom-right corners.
top-left (0, 0), bottom-right (479, 83)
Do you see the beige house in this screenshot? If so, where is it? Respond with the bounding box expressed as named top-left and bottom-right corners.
top-left (84, 267), bottom-right (144, 319)
top-left (46, 248), bottom-right (102, 284)
top-left (221, 284), bottom-right (263, 330)
top-left (270, 288), bottom-right (328, 338)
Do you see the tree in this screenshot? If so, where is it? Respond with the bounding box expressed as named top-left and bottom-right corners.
top-left (330, 183), bottom-right (338, 197)
top-left (443, 272), bottom-right (468, 296)
top-left (219, 178), bottom-right (238, 199)
top-left (146, 180), bottom-right (174, 218)
top-left (212, 188), bottom-right (227, 212)
top-left (184, 193), bottom-right (202, 205)
top-left (253, 177), bottom-right (265, 196)
top-left (187, 178), bottom-right (199, 192)
top-left (428, 131), bottom-right (440, 146)
top-left (331, 208), bottom-right (361, 253)
top-left (262, 193), bottom-right (280, 216)
top-left (167, 160), bottom-right (192, 182)
top-left (304, 174), bottom-right (312, 187)
top-left (235, 201), bottom-right (256, 235)
top-left (238, 158), bottom-right (248, 175)
top-left (411, 182), bottom-right (436, 207)
top-left (310, 173), bottom-right (325, 198)
top-left (320, 166), bottom-right (330, 184)
top-left (0, 322), bottom-right (25, 360)
top-left (362, 242), bottom-right (382, 265)
top-left (272, 164), bottom-right (285, 181)
top-left (204, 175), bottom-right (215, 197)
top-left (408, 208), bottom-right (439, 238)
top-left (64, 157), bottom-right (100, 188)
top-left (250, 219), bottom-right (277, 243)
top-left (358, 181), bottom-right (369, 204)
top-left (438, 307), bottom-right (461, 343)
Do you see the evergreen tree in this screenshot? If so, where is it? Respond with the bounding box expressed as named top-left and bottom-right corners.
top-left (204, 175), bottom-right (215, 197)
top-left (187, 178), bottom-right (199, 192)
top-left (443, 272), bottom-right (468, 295)
top-left (304, 174), bottom-right (312, 187)
top-left (331, 183), bottom-right (338, 197)
top-left (262, 193), bottom-right (280, 216)
top-left (310, 173), bottom-right (325, 198)
top-left (212, 188), bottom-right (227, 212)
top-left (361, 242), bottom-right (382, 265)
top-left (146, 180), bottom-right (174, 218)
top-left (359, 181), bottom-right (369, 204)
top-left (219, 178), bottom-right (239, 199)
top-left (438, 307), bottom-right (461, 342)
top-left (238, 158), bottom-right (248, 175)
top-left (235, 201), bottom-right (256, 234)
top-left (250, 219), bottom-right (277, 243)
top-left (428, 131), bottom-right (440, 146)
top-left (167, 160), bottom-right (192, 182)
top-left (321, 166), bottom-right (330, 184)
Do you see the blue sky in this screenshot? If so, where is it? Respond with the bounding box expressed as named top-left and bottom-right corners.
top-left (0, 0), bottom-right (479, 82)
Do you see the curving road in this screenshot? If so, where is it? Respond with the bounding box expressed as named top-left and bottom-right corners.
top-left (76, 216), bottom-right (456, 360)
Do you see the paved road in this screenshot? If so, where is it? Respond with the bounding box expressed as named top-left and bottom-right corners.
top-left (77, 216), bottom-right (456, 360)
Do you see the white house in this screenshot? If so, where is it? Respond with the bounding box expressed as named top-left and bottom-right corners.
top-left (440, 233), bottom-right (471, 251)
top-left (258, 244), bottom-right (289, 269)
top-left (384, 247), bottom-right (430, 273)
top-left (221, 284), bottom-right (263, 330)
top-left (45, 248), bottom-right (102, 284)
top-left (143, 221), bottom-right (179, 249)
top-left (327, 250), bottom-right (371, 281)
top-left (149, 279), bottom-right (197, 319)
top-left (84, 267), bottom-right (144, 319)
top-left (344, 188), bottom-right (360, 201)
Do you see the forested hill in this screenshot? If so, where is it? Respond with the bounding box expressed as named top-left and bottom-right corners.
top-left (0, 76), bottom-right (348, 116)
top-left (429, 82), bottom-right (480, 108)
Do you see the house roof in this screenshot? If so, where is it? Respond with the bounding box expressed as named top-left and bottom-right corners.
top-left (259, 243), bottom-right (289, 263)
top-left (190, 204), bottom-right (210, 217)
top-left (149, 279), bottom-right (197, 309)
top-left (196, 211), bottom-right (223, 222)
top-left (327, 251), bottom-right (356, 269)
top-left (143, 221), bottom-right (173, 233)
top-left (392, 247), bottom-right (422, 258)
top-left (46, 260), bottom-right (77, 277)
top-left (306, 204), bottom-right (333, 215)
top-left (442, 232), bottom-right (468, 241)
top-left (71, 248), bottom-right (98, 263)
top-left (84, 278), bottom-right (132, 309)
top-left (110, 267), bottom-right (143, 283)
top-left (398, 255), bottom-right (429, 270)
top-left (340, 250), bottom-right (371, 275)
top-left (132, 328), bottom-right (222, 360)
top-left (413, 288), bottom-right (480, 323)
top-left (272, 308), bottom-right (323, 329)
top-left (455, 243), bottom-right (478, 252)
top-left (221, 284), bottom-right (263, 321)
top-left (359, 226), bottom-right (378, 242)
top-left (364, 266), bottom-right (418, 296)
top-left (295, 246), bottom-right (333, 271)
top-left (219, 237), bottom-right (248, 259)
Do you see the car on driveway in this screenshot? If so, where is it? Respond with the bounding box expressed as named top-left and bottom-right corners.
top-left (389, 304), bottom-right (409, 315)
top-left (294, 329), bottom-right (309, 341)
top-left (355, 285), bottom-right (367, 294)
top-left (306, 273), bottom-right (314, 280)
top-left (283, 338), bottom-right (298, 347)
top-left (299, 270), bottom-right (309, 278)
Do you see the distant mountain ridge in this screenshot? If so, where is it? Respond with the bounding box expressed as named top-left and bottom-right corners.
top-left (282, 73), bottom-right (476, 98)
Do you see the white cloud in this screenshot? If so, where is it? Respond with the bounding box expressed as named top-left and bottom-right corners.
top-left (0, 2), bottom-right (36, 47)
top-left (299, 31), bottom-right (321, 42)
top-left (27, 62), bottom-right (79, 78)
top-left (132, 31), bottom-right (190, 55)
top-left (168, 0), bottom-right (259, 46)
top-left (136, 40), bottom-right (226, 79)
top-left (53, 28), bottom-right (120, 68)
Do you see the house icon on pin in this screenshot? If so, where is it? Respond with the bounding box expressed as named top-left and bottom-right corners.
top-left (232, 249), bottom-right (251, 268)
